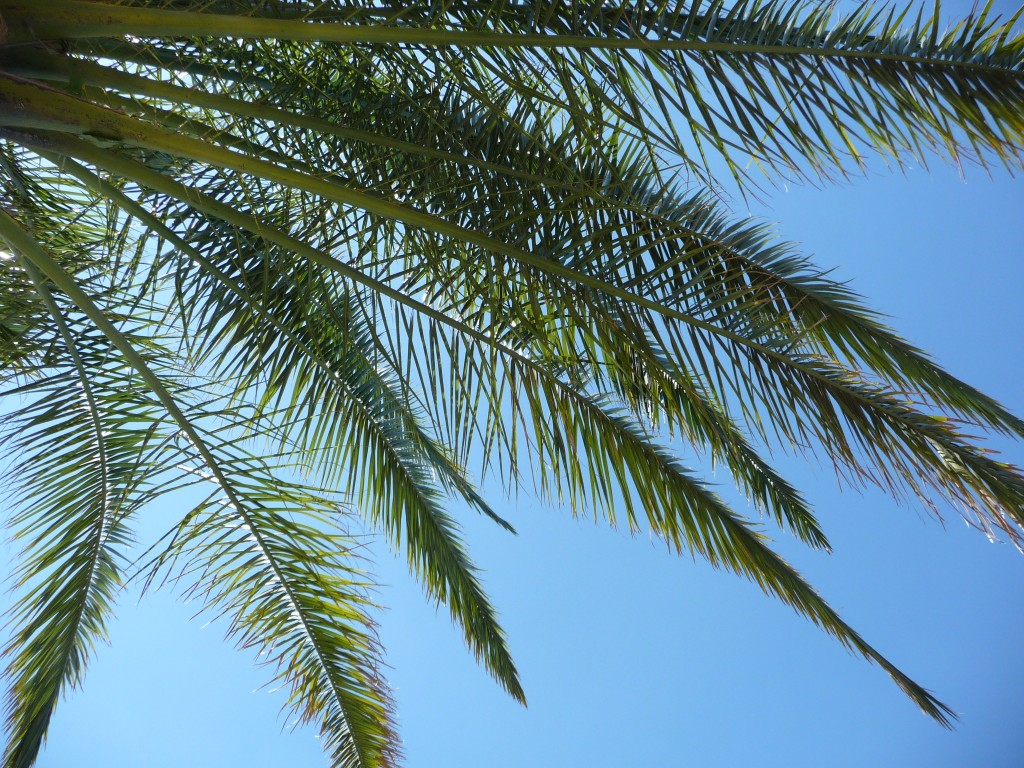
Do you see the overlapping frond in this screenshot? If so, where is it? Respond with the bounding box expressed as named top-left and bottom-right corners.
top-left (166, 207), bottom-right (523, 699)
top-left (1, 1), bottom-right (1024, 765)
top-left (0, 197), bottom-right (399, 767)
top-left (8, 0), bottom-right (1023, 184)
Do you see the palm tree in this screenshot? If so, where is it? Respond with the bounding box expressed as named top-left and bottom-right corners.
top-left (1, 0), bottom-right (1023, 764)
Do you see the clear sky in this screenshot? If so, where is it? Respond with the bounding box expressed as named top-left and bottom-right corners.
top-left (10, 3), bottom-right (1024, 768)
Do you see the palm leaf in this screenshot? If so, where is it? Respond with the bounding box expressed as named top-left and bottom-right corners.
top-left (2, 1), bottom-right (1024, 764)
top-left (0, 173), bottom-right (174, 768)
top-left (0, 211), bottom-right (398, 767)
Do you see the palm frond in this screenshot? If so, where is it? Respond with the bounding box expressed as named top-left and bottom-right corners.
top-left (152, 456), bottom-right (398, 768)
top-left (37, 149), bottom-right (523, 700)
top-left (0, 193), bottom-right (173, 767)
top-left (10, 0), bottom-right (1024, 182)
top-left (2, 1), bottom-right (1024, 761)
top-left (16, 120), bottom-right (1009, 723)
top-left (0, 211), bottom-right (398, 767)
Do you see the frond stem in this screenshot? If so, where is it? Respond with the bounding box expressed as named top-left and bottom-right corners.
top-left (4, 0), bottom-right (1023, 80)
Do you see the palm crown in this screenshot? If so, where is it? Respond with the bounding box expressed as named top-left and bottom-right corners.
top-left (1, 1), bottom-right (1023, 766)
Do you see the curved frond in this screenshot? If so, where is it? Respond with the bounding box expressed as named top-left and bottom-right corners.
top-left (0, 158), bottom-right (176, 768)
top-left (9, 0), bottom-right (1024, 183)
top-left (36, 150), bottom-right (523, 700)
top-left (154, 458), bottom-right (399, 768)
top-left (0, 213), bottom-right (397, 767)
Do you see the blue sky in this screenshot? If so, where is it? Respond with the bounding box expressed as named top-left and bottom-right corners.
top-left (11, 3), bottom-right (1024, 768)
